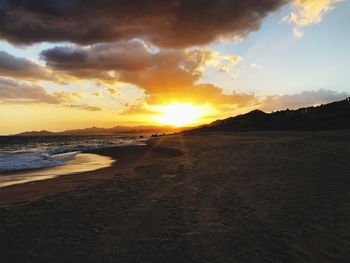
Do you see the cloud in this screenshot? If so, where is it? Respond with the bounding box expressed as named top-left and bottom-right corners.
top-left (92, 92), bottom-right (102, 97)
top-left (284, 0), bottom-right (343, 38)
top-left (41, 40), bottom-right (161, 82)
top-left (66, 104), bottom-right (103, 112)
top-left (106, 88), bottom-right (120, 97)
top-left (117, 50), bottom-right (254, 107)
top-left (41, 40), bottom-right (153, 73)
top-left (0, 77), bottom-right (72, 104)
top-left (41, 41), bottom-right (252, 108)
top-left (0, 51), bottom-right (52, 80)
top-left (260, 89), bottom-right (349, 111)
top-left (42, 42), bottom-right (241, 79)
top-left (120, 103), bottom-right (158, 116)
top-left (293, 28), bottom-right (304, 39)
top-left (54, 91), bottom-right (83, 102)
top-left (287, 0), bottom-right (342, 26)
top-left (0, 0), bottom-right (287, 47)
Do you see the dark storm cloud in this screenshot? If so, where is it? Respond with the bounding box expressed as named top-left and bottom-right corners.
top-left (0, 0), bottom-right (287, 47)
top-left (0, 51), bottom-right (51, 80)
top-left (41, 47), bottom-right (87, 69)
top-left (41, 41), bottom-right (153, 72)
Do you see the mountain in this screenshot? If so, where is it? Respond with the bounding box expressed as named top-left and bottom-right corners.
top-left (15, 130), bottom-right (56, 136)
top-left (14, 125), bottom-right (185, 136)
top-left (186, 97), bottom-right (350, 133)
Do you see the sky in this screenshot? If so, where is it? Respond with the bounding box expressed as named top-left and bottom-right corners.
top-left (0, 0), bottom-right (349, 134)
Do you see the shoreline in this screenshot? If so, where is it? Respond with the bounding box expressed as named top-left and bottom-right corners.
top-left (0, 141), bottom-right (181, 207)
top-left (0, 153), bottom-right (115, 188)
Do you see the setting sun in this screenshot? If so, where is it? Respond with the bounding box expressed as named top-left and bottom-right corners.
top-left (155, 103), bottom-right (207, 127)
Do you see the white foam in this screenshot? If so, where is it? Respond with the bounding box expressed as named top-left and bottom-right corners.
top-left (0, 138), bottom-right (146, 173)
top-left (0, 151), bottom-right (78, 173)
top-left (0, 153), bottom-right (115, 188)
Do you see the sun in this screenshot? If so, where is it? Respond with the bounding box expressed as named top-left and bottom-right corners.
top-left (155, 103), bottom-right (206, 127)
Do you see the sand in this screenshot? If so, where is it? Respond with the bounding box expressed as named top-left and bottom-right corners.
top-left (0, 131), bottom-right (350, 262)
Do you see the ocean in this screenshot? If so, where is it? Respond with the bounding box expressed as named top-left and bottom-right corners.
top-left (0, 135), bottom-right (146, 173)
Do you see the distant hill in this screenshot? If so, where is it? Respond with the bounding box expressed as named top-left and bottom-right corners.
top-left (186, 97), bottom-right (350, 133)
top-left (16, 130), bottom-right (56, 136)
top-left (14, 125), bottom-right (185, 136)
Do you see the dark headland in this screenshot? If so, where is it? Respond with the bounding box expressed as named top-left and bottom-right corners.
top-left (186, 97), bottom-right (350, 133)
top-left (1, 99), bottom-right (350, 262)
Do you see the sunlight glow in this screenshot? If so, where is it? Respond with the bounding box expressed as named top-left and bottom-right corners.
top-left (155, 103), bottom-right (207, 127)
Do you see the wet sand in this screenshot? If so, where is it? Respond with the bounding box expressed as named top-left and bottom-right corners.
top-left (0, 131), bottom-right (350, 262)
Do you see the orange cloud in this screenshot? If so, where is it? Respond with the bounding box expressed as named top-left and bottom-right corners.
top-left (120, 103), bottom-right (158, 116)
top-left (119, 51), bottom-right (253, 107)
top-left (41, 42), bottom-right (252, 110)
top-left (66, 104), bottom-right (103, 112)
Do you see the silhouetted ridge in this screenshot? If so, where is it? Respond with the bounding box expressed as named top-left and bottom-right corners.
top-left (246, 109), bottom-right (268, 116)
top-left (16, 130), bottom-right (55, 136)
top-left (14, 125), bottom-right (186, 136)
top-left (187, 97), bottom-right (350, 133)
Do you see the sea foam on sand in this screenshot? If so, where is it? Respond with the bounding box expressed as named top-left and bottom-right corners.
top-left (0, 153), bottom-right (115, 188)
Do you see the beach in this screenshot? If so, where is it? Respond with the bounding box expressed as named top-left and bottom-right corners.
top-left (0, 131), bottom-right (350, 262)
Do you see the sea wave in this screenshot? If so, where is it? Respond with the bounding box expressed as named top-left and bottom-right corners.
top-left (0, 139), bottom-right (146, 173)
top-left (0, 151), bottom-right (78, 173)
